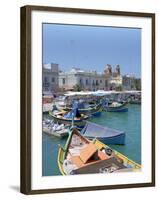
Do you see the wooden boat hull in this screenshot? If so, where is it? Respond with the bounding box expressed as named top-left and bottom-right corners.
top-left (63, 104), bottom-right (102, 116)
top-left (43, 128), bottom-right (69, 138)
top-left (104, 102), bottom-right (128, 112)
top-left (90, 110), bottom-right (101, 117)
top-left (49, 111), bottom-right (88, 128)
top-left (107, 107), bottom-right (128, 112)
top-left (85, 133), bottom-right (125, 145)
top-left (58, 129), bottom-right (141, 175)
top-left (81, 121), bottom-right (125, 145)
top-left (129, 100), bottom-right (141, 105)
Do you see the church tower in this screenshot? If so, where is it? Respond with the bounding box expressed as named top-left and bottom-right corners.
top-left (115, 64), bottom-right (120, 76)
top-left (104, 64), bottom-right (112, 77)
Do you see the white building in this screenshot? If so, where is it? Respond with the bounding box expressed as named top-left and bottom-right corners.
top-left (59, 65), bottom-right (122, 91)
top-left (42, 63), bottom-right (59, 93)
top-left (59, 68), bottom-right (110, 91)
top-left (42, 63), bottom-right (133, 92)
top-left (122, 75), bottom-right (136, 90)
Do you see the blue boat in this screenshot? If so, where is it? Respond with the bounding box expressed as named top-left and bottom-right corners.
top-left (49, 105), bottom-right (89, 128)
top-left (81, 121), bottom-right (125, 145)
top-left (102, 100), bottom-right (128, 112)
top-left (63, 101), bottom-right (102, 116)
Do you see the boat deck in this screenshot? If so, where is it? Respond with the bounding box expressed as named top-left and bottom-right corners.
top-left (71, 157), bottom-right (126, 174)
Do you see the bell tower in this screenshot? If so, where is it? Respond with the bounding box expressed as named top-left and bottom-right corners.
top-left (104, 64), bottom-right (112, 77)
top-left (115, 64), bottom-right (120, 76)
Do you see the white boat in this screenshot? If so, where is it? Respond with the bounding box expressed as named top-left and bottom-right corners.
top-left (42, 119), bottom-right (69, 138)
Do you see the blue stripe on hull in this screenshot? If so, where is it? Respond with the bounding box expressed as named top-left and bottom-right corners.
top-left (91, 111), bottom-right (101, 117)
top-left (86, 134), bottom-right (125, 145)
top-left (107, 108), bottom-right (128, 112)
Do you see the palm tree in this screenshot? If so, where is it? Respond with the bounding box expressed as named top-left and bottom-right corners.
top-left (73, 84), bottom-right (82, 91)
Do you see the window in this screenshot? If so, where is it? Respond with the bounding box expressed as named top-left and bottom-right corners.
top-left (86, 79), bottom-right (88, 85)
top-left (80, 79), bottom-right (82, 84)
top-left (100, 80), bottom-right (102, 83)
top-left (92, 80), bottom-right (95, 86)
top-left (96, 80), bottom-right (99, 86)
top-left (62, 78), bottom-right (65, 85)
top-left (52, 77), bottom-right (55, 83)
top-left (44, 76), bottom-right (49, 83)
top-left (105, 80), bottom-right (108, 87)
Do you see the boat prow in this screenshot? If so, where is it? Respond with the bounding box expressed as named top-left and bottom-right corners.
top-left (58, 128), bottom-right (141, 175)
top-left (81, 121), bottom-right (125, 145)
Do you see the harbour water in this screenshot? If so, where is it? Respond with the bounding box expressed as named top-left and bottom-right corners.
top-left (42, 104), bottom-right (141, 176)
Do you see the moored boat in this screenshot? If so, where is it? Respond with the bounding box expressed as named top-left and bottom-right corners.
top-left (49, 107), bottom-right (89, 128)
top-left (81, 121), bottom-right (125, 145)
top-left (103, 100), bottom-right (128, 112)
top-left (129, 99), bottom-right (141, 104)
top-left (58, 128), bottom-right (141, 175)
top-left (55, 101), bottom-right (68, 111)
top-left (43, 119), bottom-right (69, 138)
top-left (63, 101), bottom-right (102, 116)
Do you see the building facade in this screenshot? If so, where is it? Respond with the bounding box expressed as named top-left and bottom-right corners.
top-left (42, 63), bottom-right (59, 93)
top-left (59, 65), bottom-right (122, 91)
top-left (104, 64), bottom-right (122, 90)
top-left (122, 75), bottom-right (141, 91)
top-left (42, 63), bottom-right (140, 92)
top-left (59, 68), bottom-right (108, 91)
top-left (122, 75), bottom-right (136, 90)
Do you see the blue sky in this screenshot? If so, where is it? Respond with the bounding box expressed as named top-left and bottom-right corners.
top-left (43, 23), bottom-right (141, 78)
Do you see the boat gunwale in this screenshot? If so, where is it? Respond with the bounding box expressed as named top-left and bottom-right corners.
top-left (94, 139), bottom-right (141, 169)
top-left (49, 111), bottom-right (89, 123)
top-left (107, 101), bottom-right (128, 109)
top-left (64, 103), bottom-right (102, 112)
top-left (57, 129), bottom-right (141, 175)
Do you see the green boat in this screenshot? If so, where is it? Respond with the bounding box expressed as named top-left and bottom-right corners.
top-left (58, 128), bottom-right (141, 175)
top-left (49, 106), bottom-right (89, 128)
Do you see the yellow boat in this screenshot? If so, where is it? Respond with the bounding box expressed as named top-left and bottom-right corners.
top-left (49, 109), bottom-right (88, 128)
top-left (57, 128), bottom-right (141, 175)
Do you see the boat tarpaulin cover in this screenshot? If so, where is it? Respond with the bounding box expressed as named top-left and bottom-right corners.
top-left (81, 121), bottom-right (125, 138)
top-left (64, 105), bottom-right (81, 119)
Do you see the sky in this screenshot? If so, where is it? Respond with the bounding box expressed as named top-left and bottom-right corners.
top-left (43, 23), bottom-right (141, 78)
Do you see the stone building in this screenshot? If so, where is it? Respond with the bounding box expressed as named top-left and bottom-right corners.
top-left (59, 68), bottom-right (109, 91)
top-left (42, 63), bottom-right (139, 92)
top-left (42, 63), bottom-right (59, 93)
top-left (59, 64), bottom-right (122, 91)
top-left (122, 75), bottom-right (141, 90)
top-left (122, 75), bottom-right (136, 90)
top-left (104, 64), bottom-right (122, 90)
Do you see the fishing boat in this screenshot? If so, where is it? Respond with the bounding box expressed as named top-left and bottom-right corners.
top-left (42, 119), bottom-right (69, 138)
top-left (129, 93), bottom-right (141, 104)
top-left (103, 100), bottom-right (128, 112)
top-left (59, 101), bottom-right (102, 117)
top-left (81, 121), bottom-right (125, 145)
top-left (49, 106), bottom-right (89, 128)
top-left (58, 128), bottom-right (141, 175)
top-left (55, 101), bottom-right (68, 111)
top-left (43, 103), bottom-right (54, 114)
top-left (129, 100), bottom-right (141, 104)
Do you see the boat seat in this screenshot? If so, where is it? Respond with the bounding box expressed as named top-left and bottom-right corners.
top-left (98, 150), bottom-right (109, 160)
top-left (79, 143), bottom-right (97, 164)
top-left (70, 156), bottom-right (84, 168)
